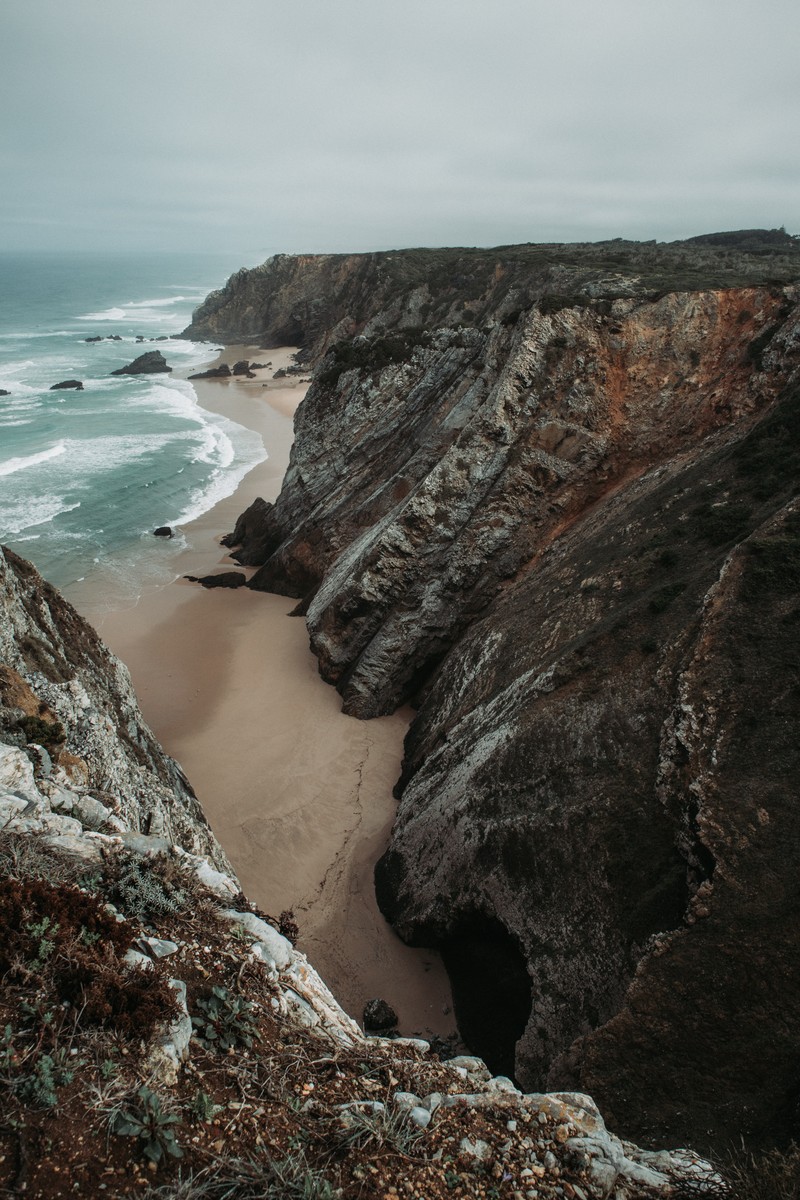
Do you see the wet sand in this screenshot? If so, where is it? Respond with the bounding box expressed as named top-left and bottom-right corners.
top-left (79, 347), bottom-right (455, 1040)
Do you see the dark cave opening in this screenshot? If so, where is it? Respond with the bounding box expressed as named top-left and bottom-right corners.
top-left (439, 914), bottom-right (533, 1081)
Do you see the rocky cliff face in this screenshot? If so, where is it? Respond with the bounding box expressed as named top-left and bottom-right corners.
top-left (184, 229), bottom-right (800, 360)
top-left (0, 546), bottom-right (226, 865)
top-left (210, 232), bottom-right (800, 1152)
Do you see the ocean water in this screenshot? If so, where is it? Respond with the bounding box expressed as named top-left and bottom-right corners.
top-left (0, 251), bottom-right (265, 607)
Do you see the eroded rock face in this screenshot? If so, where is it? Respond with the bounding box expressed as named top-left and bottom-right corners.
top-left (231, 286), bottom-right (799, 721)
top-left (183, 231), bottom-right (800, 358)
top-left (215, 237), bottom-right (800, 1149)
top-left (0, 546), bottom-right (226, 866)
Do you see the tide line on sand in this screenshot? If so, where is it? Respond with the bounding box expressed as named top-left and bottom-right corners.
top-left (79, 346), bottom-right (456, 1042)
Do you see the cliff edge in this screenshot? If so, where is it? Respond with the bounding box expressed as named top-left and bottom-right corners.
top-left (211, 232), bottom-right (800, 1151)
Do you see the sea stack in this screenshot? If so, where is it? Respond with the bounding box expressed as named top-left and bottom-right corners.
top-left (110, 350), bottom-right (172, 375)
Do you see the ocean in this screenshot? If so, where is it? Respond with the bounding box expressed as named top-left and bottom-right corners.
top-left (0, 250), bottom-right (265, 608)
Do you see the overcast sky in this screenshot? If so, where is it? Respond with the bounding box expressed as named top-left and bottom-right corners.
top-left (2, 0), bottom-right (798, 259)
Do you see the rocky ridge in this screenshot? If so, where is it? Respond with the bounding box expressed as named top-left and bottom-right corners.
top-left (0, 546), bottom-right (718, 1197)
top-left (207, 232), bottom-right (800, 1151)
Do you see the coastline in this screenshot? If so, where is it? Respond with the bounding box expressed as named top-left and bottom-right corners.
top-left (77, 346), bottom-right (456, 1040)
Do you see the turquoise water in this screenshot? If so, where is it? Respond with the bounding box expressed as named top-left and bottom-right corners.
top-left (0, 251), bottom-right (265, 604)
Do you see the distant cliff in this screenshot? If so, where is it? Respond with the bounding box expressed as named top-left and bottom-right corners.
top-left (183, 228), bottom-right (800, 358)
top-left (207, 232), bottom-right (800, 1151)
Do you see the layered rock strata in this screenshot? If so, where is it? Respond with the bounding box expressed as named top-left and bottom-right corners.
top-left (0, 546), bottom-right (223, 863)
top-left (210, 234), bottom-right (800, 1149)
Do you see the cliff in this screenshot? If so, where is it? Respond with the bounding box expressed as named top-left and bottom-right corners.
top-left (211, 232), bottom-right (800, 1152)
top-left (0, 546), bottom-right (718, 1198)
top-left (183, 228), bottom-right (800, 360)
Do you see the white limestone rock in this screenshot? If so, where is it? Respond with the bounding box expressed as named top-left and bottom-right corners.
top-left (146, 979), bottom-right (192, 1087)
top-left (224, 910), bottom-right (292, 970)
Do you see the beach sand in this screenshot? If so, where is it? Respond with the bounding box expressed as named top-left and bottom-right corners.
top-left (77, 347), bottom-right (456, 1041)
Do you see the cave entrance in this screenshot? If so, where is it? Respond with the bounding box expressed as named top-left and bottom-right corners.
top-left (439, 914), bottom-right (532, 1080)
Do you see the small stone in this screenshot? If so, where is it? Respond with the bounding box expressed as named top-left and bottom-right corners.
top-left (363, 997), bottom-right (398, 1032)
top-left (459, 1137), bottom-right (491, 1161)
top-left (138, 936), bottom-right (179, 958)
top-left (408, 1106), bottom-right (431, 1128)
top-left (507, 1119), bottom-right (518, 1132)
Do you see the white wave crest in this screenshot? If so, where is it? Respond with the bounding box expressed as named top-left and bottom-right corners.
top-left (126, 296), bottom-right (189, 309)
top-left (0, 442), bottom-right (66, 478)
top-left (173, 435), bottom-right (266, 526)
top-left (0, 497), bottom-right (81, 538)
top-left (79, 307), bottom-right (128, 321)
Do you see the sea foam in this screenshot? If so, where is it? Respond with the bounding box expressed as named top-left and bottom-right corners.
top-left (0, 441), bottom-right (66, 477)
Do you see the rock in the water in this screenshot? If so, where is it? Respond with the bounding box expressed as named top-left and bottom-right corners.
top-left (84, 335), bottom-right (102, 342)
top-left (110, 351), bottom-right (172, 376)
top-left (0, 390), bottom-right (9, 396)
top-left (184, 571), bottom-right (248, 589)
top-left (153, 526), bottom-right (173, 538)
top-left (49, 379), bottom-right (84, 391)
top-left (363, 998), bottom-right (398, 1032)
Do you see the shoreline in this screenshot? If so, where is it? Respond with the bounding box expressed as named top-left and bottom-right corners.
top-left (77, 346), bottom-right (456, 1041)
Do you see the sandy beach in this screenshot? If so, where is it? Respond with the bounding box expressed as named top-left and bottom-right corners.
top-left (77, 347), bottom-right (456, 1040)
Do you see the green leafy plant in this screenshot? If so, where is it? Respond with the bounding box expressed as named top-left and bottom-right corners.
top-left (0, 1023), bottom-right (18, 1073)
top-left (337, 1103), bottom-right (425, 1156)
top-left (103, 851), bottom-right (188, 922)
top-left (26, 915), bottom-right (59, 969)
top-left (192, 986), bottom-right (260, 1051)
top-left (100, 1058), bottom-right (117, 1080)
top-left (16, 1049), bottom-right (76, 1109)
top-left (186, 1089), bottom-right (222, 1123)
top-left (112, 1085), bottom-right (183, 1164)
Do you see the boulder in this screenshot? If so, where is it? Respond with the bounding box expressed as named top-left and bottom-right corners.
top-left (363, 998), bottom-right (398, 1032)
top-left (153, 526), bottom-right (173, 538)
top-left (49, 380), bottom-right (84, 391)
top-left (84, 336), bottom-right (102, 343)
top-left (111, 351), bottom-right (171, 376)
top-left (0, 390), bottom-right (9, 397)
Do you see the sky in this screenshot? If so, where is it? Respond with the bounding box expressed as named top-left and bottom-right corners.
top-left (2, 0), bottom-right (799, 259)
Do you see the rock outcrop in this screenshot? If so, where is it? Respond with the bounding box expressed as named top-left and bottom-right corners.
top-left (110, 350), bottom-right (172, 375)
top-left (49, 379), bottom-right (84, 390)
top-left (0, 546), bottom-right (223, 863)
top-left (212, 233), bottom-right (800, 1150)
